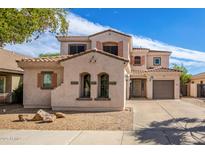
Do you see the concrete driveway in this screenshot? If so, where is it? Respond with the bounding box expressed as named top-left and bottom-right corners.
top-left (126, 99), bottom-right (205, 144)
top-left (0, 99), bottom-right (205, 145)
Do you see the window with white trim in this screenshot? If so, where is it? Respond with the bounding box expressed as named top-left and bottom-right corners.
top-left (153, 57), bottom-right (161, 66)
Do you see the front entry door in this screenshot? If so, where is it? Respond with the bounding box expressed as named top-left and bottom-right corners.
top-left (130, 79), bottom-right (146, 98)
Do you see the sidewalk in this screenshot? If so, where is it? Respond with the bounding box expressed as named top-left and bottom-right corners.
top-left (0, 129), bottom-right (138, 145)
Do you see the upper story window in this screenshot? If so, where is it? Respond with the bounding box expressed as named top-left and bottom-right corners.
top-left (103, 42), bottom-right (118, 55)
top-left (153, 57), bottom-right (161, 66)
top-left (134, 56), bottom-right (141, 65)
top-left (69, 44), bottom-right (86, 54)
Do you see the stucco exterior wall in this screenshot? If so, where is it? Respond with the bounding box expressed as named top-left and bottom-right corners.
top-left (146, 72), bottom-right (180, 99)
top-left (51, 52), bottom-right (127, 111)
top-left (130, 49), bottom-right (148, 70)
top-left (23, 67), bottom-right (63, 108)
top-left (89, 31), bottom-right (131, 60)
top-left (189, 78), bottom-right (205, 97)
top-left (147, 54), bottom-right (169, 68)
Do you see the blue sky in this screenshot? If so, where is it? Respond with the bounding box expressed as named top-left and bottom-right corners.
top-left (6, 9), bottom-right (205, 75)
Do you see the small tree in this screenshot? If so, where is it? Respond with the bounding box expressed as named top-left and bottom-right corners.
top-left (39, 52), bottom-right (60, 57)
top-left (0, 8), bottom-right (69, 47)
top-left (172, 64), bottom-right (192, 86)
top-left (12, 84), bottom-right (23, 104)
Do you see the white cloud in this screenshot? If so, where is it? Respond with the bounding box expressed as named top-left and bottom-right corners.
top-left (68, 13), bottom-right (109, 35)
top-left (5, 12), bottom-right (205, 74)
top-left (132, 35), bottom-right (205, 63)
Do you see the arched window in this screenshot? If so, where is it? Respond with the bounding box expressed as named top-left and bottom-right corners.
top-left (98, 73), bottom-right (109, 98)
top-left (80, 73), bottom-right (91, 98)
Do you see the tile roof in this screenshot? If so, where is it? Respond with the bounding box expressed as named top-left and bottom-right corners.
top-left (131, 70), bottom-right (147, 74)
top-left (133, 47), bottom-right (150, 50)
top-left (147, 67), bottom-right (182, 72)
top-left (0, 48), bottom-right (29, 74)
top-left (17, 55), bottom-right (71, 62)
top-left (149, 50), bottom-right (171, 53)
top-left (132, 48), bottom-right (171, 53)
top-left (191, 72), bottom-right (205, 79)
top-left (131, 67), bottom-right (181, 75)
top-left (17, 49), bottom-right (129, 63)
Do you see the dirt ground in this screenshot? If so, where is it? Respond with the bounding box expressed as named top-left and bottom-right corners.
top-left (0, 104), bottom-right (133, 130)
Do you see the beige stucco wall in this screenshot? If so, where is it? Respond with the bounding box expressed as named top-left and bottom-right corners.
top-left (130, 49), bottom-right (149, 70)
top-left (89, 31), bottom-right (131, 60)
top-left (146, 72), bottom-right (180, 99)
top-left (189, 78), bottom-right (205, 97)
top-left (51, 52), bottom-right (127, 111)
top-left (23, 66), bottom-right (63, 108)
top-left (147, 53), bottom-right (170, 68)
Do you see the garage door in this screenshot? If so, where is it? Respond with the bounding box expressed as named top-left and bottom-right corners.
top-left (153, 80), bottom-right (174, 99)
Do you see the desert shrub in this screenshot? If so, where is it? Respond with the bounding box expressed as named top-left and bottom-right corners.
top-left (12, 84), bottom-right (23, 104)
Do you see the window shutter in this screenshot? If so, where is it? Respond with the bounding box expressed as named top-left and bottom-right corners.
top-left (52, 73), bottom-right (57, 88)
top-left (96, 41), bottom-right (102, 50)
top-left (141, 56), bottom-right (145, 65)
top-left (118, 41), bottom-right (123, 57)
top-left (37, 73), bottom-right (42, 88)
top-left (130, 56), bottom-right (135, 64)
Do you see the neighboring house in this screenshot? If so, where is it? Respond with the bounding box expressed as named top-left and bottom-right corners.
top-left (188, 72), bottom-right (205, 97)
top-left (17, 29), bottom-right (181, 111)
top-left (0, 48), bottom-right (27, 103)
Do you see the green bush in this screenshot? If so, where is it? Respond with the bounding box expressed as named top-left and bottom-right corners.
top-left (12, 84), bottom-right (23, 104)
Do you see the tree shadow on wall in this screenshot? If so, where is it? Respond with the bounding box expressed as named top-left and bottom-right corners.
top-left (133, 118), bottom-right (205, 145)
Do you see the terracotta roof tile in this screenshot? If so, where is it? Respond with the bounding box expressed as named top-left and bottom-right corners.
top-left (147, 67), bottom-right (182, 72)
top-left (17, 55), bottom-right (71, 62)
top-left (131, 70), bottom-right (147, 74)
top-left (131, 67), bottom-right (181, 75)
top-left (17, 49), bottom-right (129, 63)
top-left (0, 48), bottom-right (29, 74)
top-left (133, 47), bottom-right (150, 50)
top-left (132, 48), bottom-right (171, 53)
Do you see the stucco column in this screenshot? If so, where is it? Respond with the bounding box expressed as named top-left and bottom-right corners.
top-left (190, 83), bottom-right (197, 97)
top-left (91, 73), bottom-right (98, 99)
top-left (146, 76), bottom-right (153, 99)
top-left (125, 75), bottom-right (130, 100)
top-left (175, 78), bottom-right (180, 99)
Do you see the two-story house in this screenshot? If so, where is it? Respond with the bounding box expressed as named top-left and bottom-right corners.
top-left (17, 29), bottom-right (181, 111)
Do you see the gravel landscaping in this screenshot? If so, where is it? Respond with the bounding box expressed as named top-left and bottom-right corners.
top-left (0, 104), bottom-right (133, 130)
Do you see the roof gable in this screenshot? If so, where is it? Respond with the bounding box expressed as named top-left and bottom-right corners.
top-left (59, 49), bottom-right (129, 63)
top-left (17, 49), bottom-right (129, 64)
top-left (0, 48), bottom-right (29, 74)
top-left (89, 29), bottom-right (131, 38)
